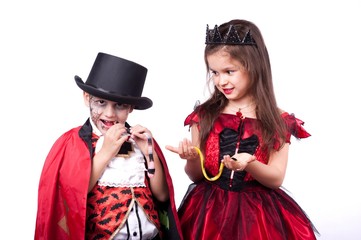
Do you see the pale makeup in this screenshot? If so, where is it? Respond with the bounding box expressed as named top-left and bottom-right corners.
top-left (83, 92), bottom-right (133, 136)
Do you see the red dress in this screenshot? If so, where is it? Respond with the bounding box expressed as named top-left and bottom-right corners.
top-left (178, 112), bottom-right (318, 240)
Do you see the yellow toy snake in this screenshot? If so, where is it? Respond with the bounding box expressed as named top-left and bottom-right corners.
top-left (194, 146), bottom-right (224, 181)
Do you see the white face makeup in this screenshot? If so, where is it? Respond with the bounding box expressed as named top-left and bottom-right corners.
top-left (85, 93), bottom-right (133, 135)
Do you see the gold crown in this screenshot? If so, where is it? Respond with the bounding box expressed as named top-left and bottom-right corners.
top-left (205, 24), bottom-right (257, 46)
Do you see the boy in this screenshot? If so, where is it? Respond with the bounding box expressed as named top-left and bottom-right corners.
top-left (35, 52), bottom-right (182, 240)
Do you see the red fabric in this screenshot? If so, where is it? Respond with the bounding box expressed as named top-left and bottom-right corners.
top-left (179, 182), bottom-right (317, 240)
top-left (180, 111), bottom-right (317, 240)
top-left (184, 112), bottom-right (310, 177)
top-left (86, 183), bottom-right (160, 239)
top-left (282, 112), bottom-right (311, 140)
top-left (35, 127), bottom-right (90, 240)
top-left (35, 125), bottom-right (183, 240)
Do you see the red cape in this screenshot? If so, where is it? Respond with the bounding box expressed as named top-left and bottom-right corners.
top-left (35, 119), bottom-right (183, 240)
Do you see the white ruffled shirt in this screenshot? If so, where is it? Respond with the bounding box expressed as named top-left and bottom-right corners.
top-left (91, 121), bottom-right (158, 239)
top-left (95, 136), bottom-right (147, 188)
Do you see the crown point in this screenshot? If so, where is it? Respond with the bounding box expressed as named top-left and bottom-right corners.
top-left (242, 30), bottom-right (256, 45)
top-left (212, 25), bottom-right (223, 43)
top-left (205, 24), bottom-right (210, 44)
top-left (225, 25), bottom-right (242, 44)
top-left (205, 24), bottom-right (257, 46)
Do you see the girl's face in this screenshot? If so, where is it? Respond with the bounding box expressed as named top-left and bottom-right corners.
top-left (207, 50), bottom-right (252, 105)
top-left (83, 92), bottom-right (133, 135)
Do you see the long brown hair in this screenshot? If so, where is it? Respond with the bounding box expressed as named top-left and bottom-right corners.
top-left (197, 19), bottom-right (287, 153)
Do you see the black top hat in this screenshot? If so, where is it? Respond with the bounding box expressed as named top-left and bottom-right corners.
top-left (75, 52), bottom-right (152, 110)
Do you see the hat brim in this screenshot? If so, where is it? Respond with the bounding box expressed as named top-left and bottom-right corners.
top-left (75, 76), bottom-right (152, 110)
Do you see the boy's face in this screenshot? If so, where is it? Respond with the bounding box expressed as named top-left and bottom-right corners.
top-left (83, 92), bottom-right (133, 135)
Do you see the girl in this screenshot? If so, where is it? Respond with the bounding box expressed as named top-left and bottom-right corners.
top-left (166, 19), bottom-right (318, 240)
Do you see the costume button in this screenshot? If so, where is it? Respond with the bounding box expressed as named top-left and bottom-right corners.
top-left (133, 232), bottom-right (137, 237)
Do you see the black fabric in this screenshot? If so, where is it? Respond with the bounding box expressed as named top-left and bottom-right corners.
top-left (75, 52), bottom-right (152, 110)
top-left (118, 122), bottom-right (133, 154)
top-left (217, 124), bottom-right (259, 191)
top-left (78, 118), bottom-right (94, 159)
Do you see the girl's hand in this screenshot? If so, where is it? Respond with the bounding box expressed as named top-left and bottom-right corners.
top-left (166, 137), bottom-right (203, 182)
top-left (222, 153), bottom-right (256, 171)
top-left (165, 138), bottom-right (198, 161)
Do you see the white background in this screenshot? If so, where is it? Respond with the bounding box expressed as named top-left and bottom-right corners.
top-left (1, 1), bottom-right (360, 239)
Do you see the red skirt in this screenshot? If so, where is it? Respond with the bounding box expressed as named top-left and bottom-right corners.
top-left (178, 181), bottom-right (318, 240)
